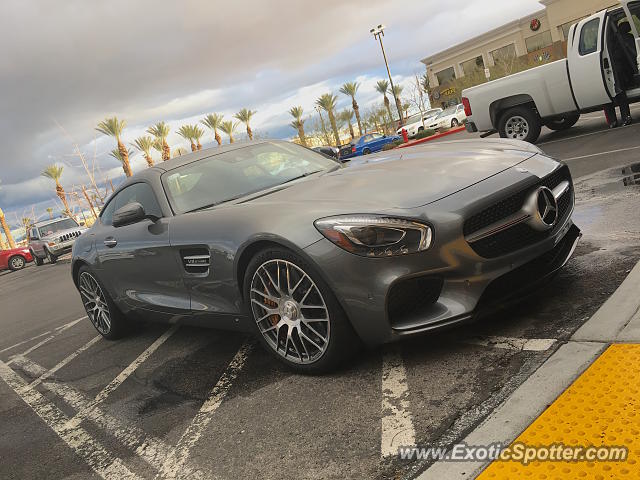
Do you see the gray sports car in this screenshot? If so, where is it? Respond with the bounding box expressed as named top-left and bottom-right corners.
top-left (71, 139), bottom-right (580, 373)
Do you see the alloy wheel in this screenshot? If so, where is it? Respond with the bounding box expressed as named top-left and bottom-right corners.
top-left (10, 256), bottom-right (25, 270)
top-left (250, 259), bottom-right (330, 364)
top-left (505, 115), bottom-right (530, 140)
top-left (78, 272), bottom-right (112, 335)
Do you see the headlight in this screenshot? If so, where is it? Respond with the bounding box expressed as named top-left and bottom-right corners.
top-left (314, 216), bottom-right (432, 257)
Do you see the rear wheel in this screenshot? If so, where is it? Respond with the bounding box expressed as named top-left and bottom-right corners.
top-left (544, 113), bottom-right (580, 131)
top-left (498, 106), bottom-right (542, 143)
top-left (77, 267), bottom-right (127, 340)
top-left (363, 148), bottom-right (371, 155)
top-left (451, 119), bottom-right (459, 127)
top-left (244, 247), bottom-right (359, 374)
top-left (8, 256), bottom-right (26, 271)
top-left (33, 252), bottom-right (43, 266)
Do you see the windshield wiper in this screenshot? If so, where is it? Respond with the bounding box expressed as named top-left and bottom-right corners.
top-left (186, 194), bottom-right (249, 213)
top-left (279, 170), bottom-right (325, 185)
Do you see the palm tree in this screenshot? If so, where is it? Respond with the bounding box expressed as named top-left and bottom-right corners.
top-left (193, 125), bottom-right (204, 150)
top-left (0, 207), bottom-right (16, 248)
top-left (289, 106), bottom-right (307, 146)
top-left (234, 108), bottom-right (256, 140)
top-left (96, 117), bottom-right (132, 177)
top-left (339, 109), bottom-right (355, 140)
top-left (220, 120), bottom-right (239, 144)
top-left (147, 121), bottom-right (171, 160)
top-left (21, 218), bottom-right (33, 239)
top-left (375, 80), bottom-right (393, 132)
top-left (178, 125), bottom-right (197, 152)
top-left (316, 93), bottom-right (340, 146)
top-left (173, 147), bottom-right (188, 158)
top-left (339, 82), bottom-right (363, 136)
top-left (201, 113), bottom-right (224, 146)
top-left (110, 148), bottom-right (135, 177)
top-left (41, 165), bottom-right (71, 217)
top-left (46, 207), bottom-right (54, 219)
top-left (132, 136), bottom-right (155, 167)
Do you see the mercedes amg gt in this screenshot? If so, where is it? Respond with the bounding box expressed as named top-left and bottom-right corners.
top-left (71, 139), bottom-right (580, 373)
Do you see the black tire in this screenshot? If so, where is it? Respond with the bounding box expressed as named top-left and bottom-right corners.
top-left (417, 126), bottom-right (424, 132)
top-left (498, 106), bottom-right (542, 143)
top-left (46, 249), bottom-right (57, 264)
top-left (243, 247), bottom-right (360, 374)
top-left (544, 113), bottom-right (580, 131)
top-left (33, 252), bottom-right (44, 266)
top-left (362, 148), bottom-right (371, 155)
top-left (8, 255), bottom-right (26, 271)
top-left (77, 266), bottom-right (128, 340)
top-left (451, 119), bottom-right (459, 127)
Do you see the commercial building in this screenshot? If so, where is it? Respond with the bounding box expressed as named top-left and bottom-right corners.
top-left (421, 0), bottom-right (617, 107)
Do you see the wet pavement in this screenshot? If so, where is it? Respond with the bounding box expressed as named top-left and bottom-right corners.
top-left (1, 124), bottom-right (640, 480)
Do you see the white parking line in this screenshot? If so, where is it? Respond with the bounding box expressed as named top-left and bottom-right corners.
top-left (0, 331), bottom-right (52, 354)
top-left (539, 123), bottom-right (639, 146)
top-left (462, 336), bottom-right (556, 352)
top-left (12, 355), bottom-right (206, 479)
top-left (381, 349), bottom-right (416, 458)
top-left (155, 341), bottom-right (253, 480)
top-left (6, 316), bottom-right (87, 365)
top-left (0, 359), bottom-right (141, 480)
top-left (561, 145), bottom-right (640, 162)
top-left (64, 325), bottom-right (180, 431)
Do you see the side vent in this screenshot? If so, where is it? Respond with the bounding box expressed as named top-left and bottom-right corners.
top-left (181, 247), bottom-right (210, 275)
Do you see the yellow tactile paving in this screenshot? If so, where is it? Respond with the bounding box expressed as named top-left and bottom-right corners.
top-left (478, 344), bottom-right (640, 479)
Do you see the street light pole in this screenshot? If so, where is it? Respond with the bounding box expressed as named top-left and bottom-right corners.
top-left (371, 24), bottom-right (403, 127)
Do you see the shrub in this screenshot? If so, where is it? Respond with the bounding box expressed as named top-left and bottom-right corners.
top-left (414, 129), bottom-right (436, 140)
top-left (382, 143), bottom-right (397, 151)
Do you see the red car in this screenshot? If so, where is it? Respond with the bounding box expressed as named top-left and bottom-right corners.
top-left (0, 246), bottom-right (33, 271)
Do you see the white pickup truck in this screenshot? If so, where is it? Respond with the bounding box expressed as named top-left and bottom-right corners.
top-left (463, 0), bottom-right (640, 143)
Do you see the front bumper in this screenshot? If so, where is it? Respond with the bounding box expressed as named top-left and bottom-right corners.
top-left (303, 157), bottom-right (579, 346)
top-left (48, 240), bottom-right (76, 256)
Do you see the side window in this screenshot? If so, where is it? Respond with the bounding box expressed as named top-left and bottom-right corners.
top-left (362, 135), bottom-right (372, 143)
top-left (100, 199), bottom-right (117, 226)
top-left (100, 183), bottom-right (162, 226)
top-left (371, 133), bottom-right (383, 140)
top-left (579, 18), bottom-right (600, 55)
top-left (30, 228), bottom-right (38, 239)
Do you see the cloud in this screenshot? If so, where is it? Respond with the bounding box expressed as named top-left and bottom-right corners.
top-left (0, 0), bottom-right (543, 220)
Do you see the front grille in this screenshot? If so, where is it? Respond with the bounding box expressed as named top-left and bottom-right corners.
top-left (387, 276), bottom-right (443, 324)
top-left (58, 231), bottom-right (82, 242)
top-left (464, 166), bottom-right (573, 259)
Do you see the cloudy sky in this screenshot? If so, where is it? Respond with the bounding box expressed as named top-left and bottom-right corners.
top-left (0, 0), bottom-right (543, 225)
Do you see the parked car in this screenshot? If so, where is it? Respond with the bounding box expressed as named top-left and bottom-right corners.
top-left (29, 217), bottom-right (87, 265)
top-left (0, 246), bottom-right (33, 272)
top-left (339, 132), bottom-right (402, 159)
top-left (72, 139), bottom-right (579, 373)
top-left (427, 104), bottom-right (467, 131)
top-left (312, 146), bottom-right (341, 161)
top-left (462, 1), bottom-right (638, 143)
top-left (396, 109), bottom-right (443, 138)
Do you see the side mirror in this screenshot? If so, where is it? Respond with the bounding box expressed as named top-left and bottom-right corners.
top-left (113, 202), bottom-right (151, 228)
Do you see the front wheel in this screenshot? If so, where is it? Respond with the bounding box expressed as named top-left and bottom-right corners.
top-left (498, 106), bottom-right (542, 143)
top-left (244, 247), bottom-right (359, 374)
top-left (77, 267), bottom-right (127, 340)
top-left (46, 249), bottom-right (57, 264)
top-left (544, 113), bottom-right (580, 131)
top-left (8, 256), bottom-right (26, 271)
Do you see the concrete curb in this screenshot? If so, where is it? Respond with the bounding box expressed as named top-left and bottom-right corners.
top-left (398, 126), bottom-right (466, 148)
top-left (416, 259), bottom-right (640, 480)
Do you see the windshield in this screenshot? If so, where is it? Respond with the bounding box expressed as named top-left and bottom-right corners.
top-left (424, 109), bottom-right (441, 118)
top-left (38, 218), bottom-right (78, 237)
top-left (163, 142), bottom-right (339, 214)
top-left (437, 106), bottom-right (458, 118)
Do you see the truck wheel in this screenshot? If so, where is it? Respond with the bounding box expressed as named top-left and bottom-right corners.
top-left (498, 106), bottom-right (542, 143)
top-left (32, 251), bottom-right (44, 266)
top-left (544, 113), bottom-right (580, 131)
top-left (46, 250), bottom-right (58, 264)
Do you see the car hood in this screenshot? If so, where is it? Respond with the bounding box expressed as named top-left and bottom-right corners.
top-left (240, 139), bottom-right (541, 210)
top-left (40, 227), bottom-right (87, 240)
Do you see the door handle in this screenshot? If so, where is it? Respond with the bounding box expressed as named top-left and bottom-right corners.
top-left (103, 238), bottom-right (117, 248)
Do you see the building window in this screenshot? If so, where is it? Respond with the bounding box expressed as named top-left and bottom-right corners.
top-left (490, 44), bottom-right (517, 63)
top-left (525, 30), bottom-right (553, 53)
top-left (461, 56), bottom-right (484, 75)
top-left (435, 67), bottom-right (456, 86)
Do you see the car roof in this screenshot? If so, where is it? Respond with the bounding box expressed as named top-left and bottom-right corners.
top-left (34, 217), bottom-right (76, 227)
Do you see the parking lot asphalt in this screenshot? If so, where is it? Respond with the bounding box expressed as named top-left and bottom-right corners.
top-left (1, 118), bottom-right (640, 480)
